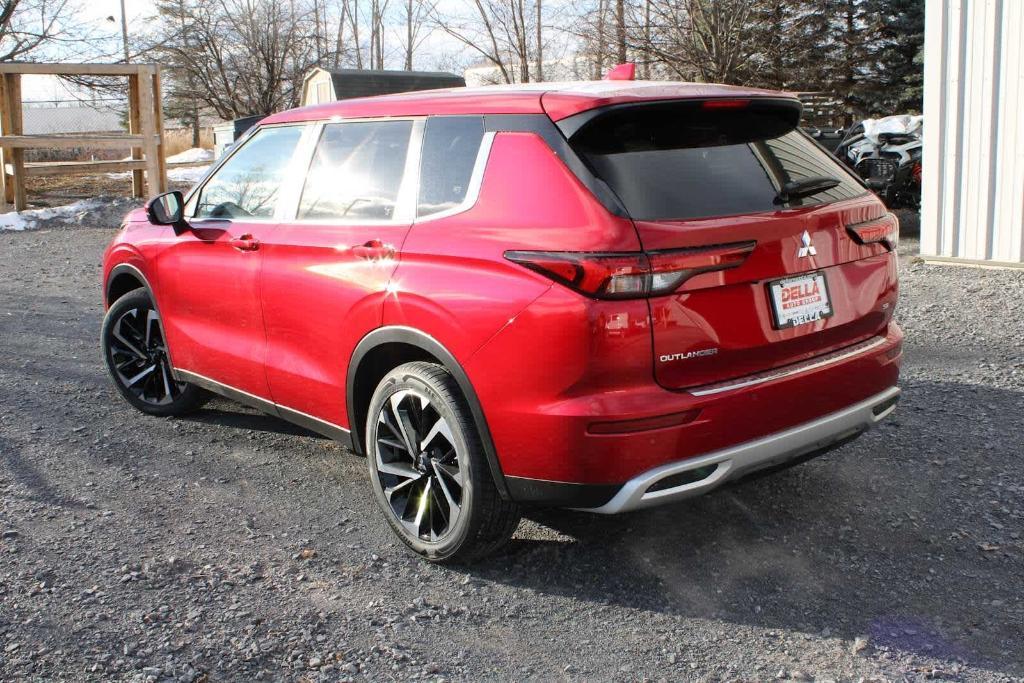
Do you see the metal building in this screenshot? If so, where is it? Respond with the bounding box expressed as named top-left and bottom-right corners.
top-left (921, 0), bottom-right (1024, 267)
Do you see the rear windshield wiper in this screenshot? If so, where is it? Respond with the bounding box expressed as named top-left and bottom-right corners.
top-left (774, 176), bottom-right (841, 204)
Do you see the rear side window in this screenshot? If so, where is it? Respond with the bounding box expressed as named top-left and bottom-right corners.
top-left (417, 116), bottom-right (485, 218)
top-left (194, 125), bottom-right (303, 219)
top-left (298, 120), bottom-right (413, 221)
top-left (570, 101), bottom-right (866, 221)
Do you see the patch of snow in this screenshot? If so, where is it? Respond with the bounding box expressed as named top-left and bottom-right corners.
top-left (0, 199), bottom-right (104, 231)
top-left (167, 147), bottom-right (214, 164)
top-left (167, 165), bottom-right (210, 183)
top-left (106, 163), bottom-right (211, 184)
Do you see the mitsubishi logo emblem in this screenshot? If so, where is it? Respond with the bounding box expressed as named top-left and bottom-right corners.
top-left (798, 230), bottom-right (817, 258)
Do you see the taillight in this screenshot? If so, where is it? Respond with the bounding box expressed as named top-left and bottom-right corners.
top-left (847, 213), bottom-right (899, 250)
top-left (504, 241), bottom-right (755, 299)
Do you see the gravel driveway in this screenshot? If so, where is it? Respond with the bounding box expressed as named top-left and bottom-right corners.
top-left (1, 208), bottom-right (1022, 682)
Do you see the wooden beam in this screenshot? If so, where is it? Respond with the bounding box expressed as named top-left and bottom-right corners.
top-left (10, 159), bottom-right (207, 177)
top-left (127, 74), bottom-right (144, 198)
top-left (0, 134), bottom-right (153, 149)
top-left (2, 74), bottom-right (25, 210)
top-left (13, 159), bottom-right (147, 176)
top-left (0, 73), bottom-right (10, 209)
top-left (0, 63), bottom-right (158, 76)
top-left (151, 68), bottom-right (167, 193)
top-left (136, 66), bottom-right (161, 198)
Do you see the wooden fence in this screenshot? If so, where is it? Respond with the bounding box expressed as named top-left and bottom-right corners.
top-left (0, 63), bottom-right (167, 212)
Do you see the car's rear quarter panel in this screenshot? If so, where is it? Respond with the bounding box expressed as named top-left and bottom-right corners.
top-left (384, 131), bottom-right (641, 362)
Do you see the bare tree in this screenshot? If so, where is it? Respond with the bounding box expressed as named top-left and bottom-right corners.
top-left (149, 0), bottom-right (326, 118)
top-left (0, 0), bottom-right (104, 62)
top-left (401, 0), bottom-right (434, 69)
top-left (614, 0), bottom-right (625, 64)
top-left (431, 0), bottom-right (538, 83)
top-left (630, 0), bottom-right (755, 83)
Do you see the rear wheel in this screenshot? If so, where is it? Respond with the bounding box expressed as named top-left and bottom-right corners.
top-left (366, 361), bottom-right (520, 563)
top-left (101, 289), bottom-right (209, 416)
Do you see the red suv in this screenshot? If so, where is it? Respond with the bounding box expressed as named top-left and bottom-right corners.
top-left (102, 81), bottom-right (902, 562)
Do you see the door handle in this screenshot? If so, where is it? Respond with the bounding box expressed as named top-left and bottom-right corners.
top-left (229, 234), bottom-right (260, 252)
top-left (351, 239), bottom-right (395, 260)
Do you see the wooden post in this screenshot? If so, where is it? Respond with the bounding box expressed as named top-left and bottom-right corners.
top-left (127, 72), bottom-right (144, 199)
top-left (135, 66), bottom-right (161, 199)
top-left (151, 67), bottom-right (167, 194)
top-left (2, 74), bottom-right (26, 211)
top-left (0, 74), bottom-right (9, 210)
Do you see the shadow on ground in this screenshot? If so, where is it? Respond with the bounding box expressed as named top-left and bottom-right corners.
top-left (460, 378), bottom-right (1023, 676)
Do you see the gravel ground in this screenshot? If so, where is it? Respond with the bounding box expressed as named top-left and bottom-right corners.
top-left (0, 206), bottom-right (1022, 682)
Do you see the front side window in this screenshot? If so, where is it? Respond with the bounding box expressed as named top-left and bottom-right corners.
top-left (194, 126), bottom-right (303, 219)
top-left (297, 120), bottom-right (413, 221)
top-left (417, 116), bottom-right (485, 218)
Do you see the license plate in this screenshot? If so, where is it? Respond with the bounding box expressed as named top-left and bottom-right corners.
top-left (767, 271), bottom-right (833, 329)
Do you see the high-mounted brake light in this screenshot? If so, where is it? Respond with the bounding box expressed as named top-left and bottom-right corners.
top-left (604, 63), bottom-right (636, 81)
top-left (504, 242), bottom-right (756, 300)
top-left (847, 213), bottom-right (899, 250)
top-left (701, 99), bottom-right (751, 110)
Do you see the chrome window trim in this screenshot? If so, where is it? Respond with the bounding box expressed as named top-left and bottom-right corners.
top-left (184, 121), bottom-right (312, 224)
top-left (281, 117), bottom-right (424, 227)
top-left (275, 122), bottom-right (323, 222)
top-left (414, 130), bottom-right (495, 223)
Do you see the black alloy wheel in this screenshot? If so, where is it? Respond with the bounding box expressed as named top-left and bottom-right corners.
top-left (102, 289), bottom-right (208, 416)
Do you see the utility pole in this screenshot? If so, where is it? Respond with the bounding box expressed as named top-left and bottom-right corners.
top-left (120, 0), bottom-right (130, 62)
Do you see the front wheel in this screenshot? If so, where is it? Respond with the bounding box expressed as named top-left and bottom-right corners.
top-left (101, 289), bottom-right (209, 416)
top-left (366, 362), bottom-right (521, 563)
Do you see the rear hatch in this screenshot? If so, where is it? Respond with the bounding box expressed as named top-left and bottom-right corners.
top-left (561, 98), bottom-right (898, 390)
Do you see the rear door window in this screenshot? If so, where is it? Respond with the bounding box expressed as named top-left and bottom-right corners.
top-left (569, 101), bottom-right (866, 221)
top-left (297, 120), bottom-right (413, 221)
top-left (417, 116), bottom-right (485, 218)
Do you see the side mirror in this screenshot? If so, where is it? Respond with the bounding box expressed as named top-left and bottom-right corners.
top-left (145, 191), bottom-right (187, 233)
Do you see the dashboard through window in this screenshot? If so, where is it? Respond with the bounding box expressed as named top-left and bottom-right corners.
top-left (297, 120), bottom-right (413, 221)
top-left (193, 126), bottom-right (303, 219)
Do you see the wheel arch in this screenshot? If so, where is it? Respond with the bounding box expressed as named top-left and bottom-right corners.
top-left (347, 326), bottom-right (511, 501)
top-left (105, 263), bottom-right (154, 309)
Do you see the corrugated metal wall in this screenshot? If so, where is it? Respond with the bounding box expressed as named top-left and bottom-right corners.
top-left (921, 0), bottom-right (1024, 265)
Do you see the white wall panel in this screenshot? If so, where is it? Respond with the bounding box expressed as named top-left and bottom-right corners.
top-left (922, 0), bottom-right (1024, 265)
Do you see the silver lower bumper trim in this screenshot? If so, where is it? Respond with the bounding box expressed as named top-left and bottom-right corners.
top-left (582, 386), bottom-right (900, 514)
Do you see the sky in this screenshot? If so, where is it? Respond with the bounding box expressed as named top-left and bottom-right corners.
top-left (22, 0), bottom-right (473, 102)
top-left (20, 0), bottom-right (156, 100)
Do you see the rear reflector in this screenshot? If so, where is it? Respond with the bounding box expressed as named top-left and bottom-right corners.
top-left (588, 409), bottom-right (701, 435)
top-left (847, 213), bottom-right (899, 250)
top-left (504, 241), bottom-right (755, 300)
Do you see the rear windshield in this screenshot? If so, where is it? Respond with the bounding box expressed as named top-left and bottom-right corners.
top-left (569, 101), bottom-right (867, 221)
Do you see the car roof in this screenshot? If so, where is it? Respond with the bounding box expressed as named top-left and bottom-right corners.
top-left (260, 80), bottom-right (796, 125)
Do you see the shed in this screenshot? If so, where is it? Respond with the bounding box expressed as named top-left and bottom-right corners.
top-left (921, 1), bottom-right (1024, 266)
top-left (213, 115), bottom-right (262, 159)
top-left (300, 68), bottom-right (465, 106)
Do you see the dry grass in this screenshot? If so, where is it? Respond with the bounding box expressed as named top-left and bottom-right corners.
top-left (163, 127), bottom-right (214, 157)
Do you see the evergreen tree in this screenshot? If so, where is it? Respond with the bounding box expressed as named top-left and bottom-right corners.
top-left (867, 0), bottom-right (925, 113)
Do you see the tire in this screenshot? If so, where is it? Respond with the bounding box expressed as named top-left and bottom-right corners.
top-left (101, 289), bottom-right (209, 417)
top-left (365, 361), bottom-right (521, 563)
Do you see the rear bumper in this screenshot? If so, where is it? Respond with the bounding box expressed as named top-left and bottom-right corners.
top-left (581, 385), bottom-right (899, 513)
